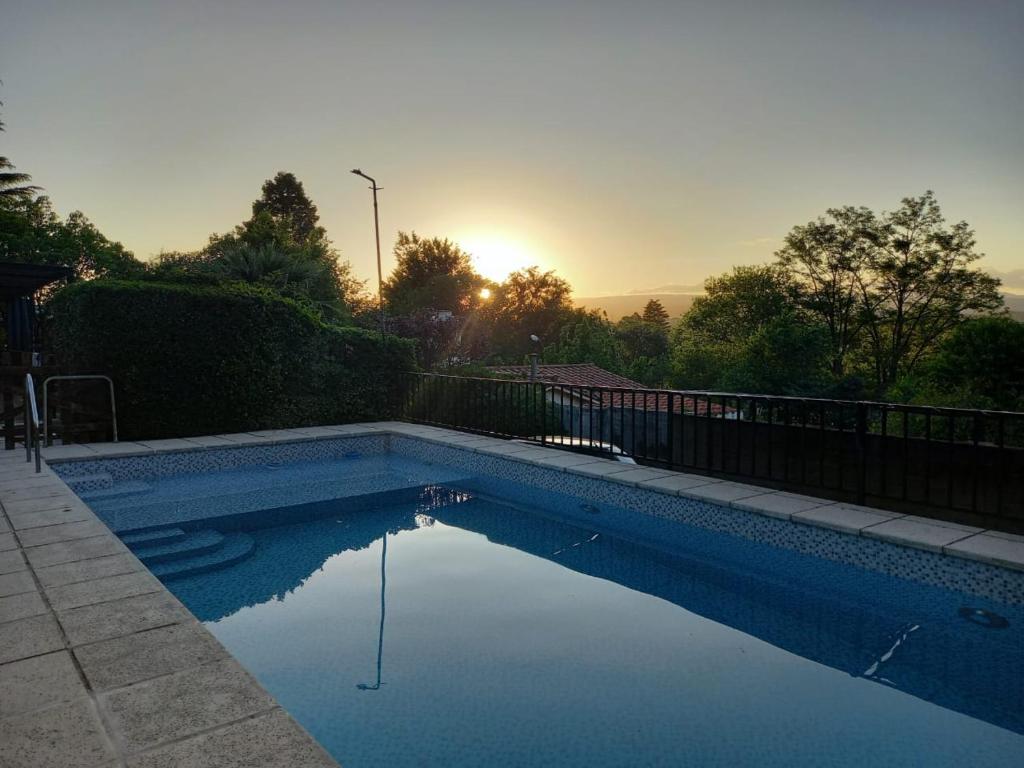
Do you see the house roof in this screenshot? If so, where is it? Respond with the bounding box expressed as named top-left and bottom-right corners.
top-left (487, 363), bottom-right (644, 389)
top-left (486, 363), bottom-right (727, 416)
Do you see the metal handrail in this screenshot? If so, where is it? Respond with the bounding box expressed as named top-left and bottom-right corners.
top-left (43, 375), bottom-right (118, 446)
top-left (24, 374), bottom-right (41, 472)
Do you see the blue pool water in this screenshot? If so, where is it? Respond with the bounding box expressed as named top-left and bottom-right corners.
top-left (153, 484), bottom-right (1024, 767)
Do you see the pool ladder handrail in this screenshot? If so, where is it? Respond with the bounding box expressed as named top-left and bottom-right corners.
top-left (24, 373), bottom-right (41, 473)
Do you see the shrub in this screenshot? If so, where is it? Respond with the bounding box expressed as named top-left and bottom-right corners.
top-left (49, 280), bottom-right (415, 439)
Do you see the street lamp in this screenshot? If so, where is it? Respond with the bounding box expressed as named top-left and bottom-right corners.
top-left (351, 169), bottom-right (385, 333)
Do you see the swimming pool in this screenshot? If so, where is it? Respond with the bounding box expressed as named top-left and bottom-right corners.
top-left (55, 429), bottom-right (1024, 767)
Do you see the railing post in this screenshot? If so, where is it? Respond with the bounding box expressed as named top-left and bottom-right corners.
top-left (856, 402), bottom-right (868, 505)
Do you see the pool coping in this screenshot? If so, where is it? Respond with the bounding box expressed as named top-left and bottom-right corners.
top-left (2, 420), bottom-right (1023, 766)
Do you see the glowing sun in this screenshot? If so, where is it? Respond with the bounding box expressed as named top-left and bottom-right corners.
top-left (461, 235), bottom-right (535, 282)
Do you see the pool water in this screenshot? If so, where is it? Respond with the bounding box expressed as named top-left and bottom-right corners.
top-left (164, 486), bottom-right (1024, 767)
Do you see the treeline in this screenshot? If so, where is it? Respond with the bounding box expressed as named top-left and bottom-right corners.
top-left (372, 192), bottom-right (1023, 412)
top-left (2, 103), bottom-right (1019, 411)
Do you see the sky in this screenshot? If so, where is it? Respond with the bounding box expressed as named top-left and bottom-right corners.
top-left (1, 1), bottom-right (1022, 295)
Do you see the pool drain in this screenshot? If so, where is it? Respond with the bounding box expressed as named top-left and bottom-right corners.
top-left (958, 607), bottom-right (1009, 629)
top-left (580, 503), bottom-right (600, 514)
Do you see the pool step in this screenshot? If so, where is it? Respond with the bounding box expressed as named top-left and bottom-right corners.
top-left (150, 533), bottom-right (256, 580)
top-left (80, 481), bottom-right (153, 502)
top-left (122, 527), bottom-right (187, 549)
top-left (133, 530), bottom-right (226, 565)
top-left (63, 472), bottom-right (114, 494)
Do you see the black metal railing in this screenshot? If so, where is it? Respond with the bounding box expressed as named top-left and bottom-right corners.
top-left (399, 372), bottom-right (1024, 531)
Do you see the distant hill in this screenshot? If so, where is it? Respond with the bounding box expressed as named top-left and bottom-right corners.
top-left (574, 293), bottom-right (700, 321)
top-left (577, 291), bottom-right (1024, 323)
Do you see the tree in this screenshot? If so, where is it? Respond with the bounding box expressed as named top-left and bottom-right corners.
top-left (544, 309), bottom-right (623, 373)
top-left (0, 98), bottom-right (40, 200)
top-left (0, 196), bottom-right (141, 283)
top-left (383, 232), bottom-right (486, 315)
top-left (896, 316), bottom-right (1024, 410)
top-left (0, 157), bottom-right (39, 201)
top-left (484, 266), bottom-right (574, 360)
top-left (776, 205), bottom-right (875, 377)
top-left (616, 314), bottom-right (670, 386)
top-left (669, 265), bottom-right (831, 395)
top-left (250, 171), bottom-right (321, 242)
top-left (196, 173), bottom-right (364, 321)
top-left (641, 298), bottom-right (670, 331)
top-left (855, 192), bottom-right (1002, 390)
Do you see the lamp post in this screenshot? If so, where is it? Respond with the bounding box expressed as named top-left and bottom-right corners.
top-left (351, 169), bottom-right (385, 333)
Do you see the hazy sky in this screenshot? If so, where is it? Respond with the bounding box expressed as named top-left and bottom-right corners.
top-left (2, 1), bottom-right (1022, 295)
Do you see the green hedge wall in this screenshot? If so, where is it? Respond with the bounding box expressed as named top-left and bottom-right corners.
top-left (50, 280), bottom-right (415, 440)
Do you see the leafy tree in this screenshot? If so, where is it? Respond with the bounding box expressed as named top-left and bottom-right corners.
top-left (250, 171), bottom-right (321, 242)
top-left (854, 192), bottom-right (1002, 390)
top-left (0, 196), bottom-right (141, 283)
top-left (485, 266), bottom-right (574, 361)
top-left (0, 157), bottom-right (38, 201)
top-left (615, 314), bottom-right (670, 386)
top-left (641, 298), bottom-right (670, 331)
top-left (893, 316), bottom-right (1024, 410)
top-left (776, 205), bottom-right (874, 377)
top-left (669, 265), bottom-right (830, 395)
top-left (0, 99), bottom-right (40, 200)
top-left (383, 232), bottom-right (487, 315)
top-left (544, 309), bottom-right (623, 373)
top-left (191, 173), bottom-right (364, 321)
top-left (682, 265), bottom-right (794, 340)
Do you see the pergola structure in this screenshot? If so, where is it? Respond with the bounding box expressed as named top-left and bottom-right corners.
top-left (1, 261), bottom-right (71, 355)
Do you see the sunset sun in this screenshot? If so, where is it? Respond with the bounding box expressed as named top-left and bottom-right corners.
top-left (460, 234), bottom-right (535, 282)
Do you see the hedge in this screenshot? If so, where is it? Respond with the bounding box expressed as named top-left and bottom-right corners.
top-left (49, 280), bottom-right (415, 440)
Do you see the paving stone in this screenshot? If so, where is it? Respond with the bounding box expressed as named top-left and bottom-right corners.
top-left (0, 533), bottom-right (16, 552)
top-left (24, 535), bottom-right (128, 569)
top-left (0, 651), bottom-right (86, 718)
top-left (0, 569), bottom-right (36, 597)
top-left (0, 699), bottom-right (115, 768)
top-left (0, 517), bottom-right (8, 534)
top-left (100, 658), bottom-right (276, 752)
top-left (638, 472), bottom-right (721, 494)
top-left (792, 504), bottom-right (902, 534)
top-left (46, 570), bottom-right (162, 611)
top-left (57, 591), bottom-right (192, 646)
top-left (732, 492), bottom-right (834, 520)
top-left (0, 547), bottom-right (26, 575)
top-left (125, 708), bottom-right (338, 768)
top-left (18, 519), bottom-right (112, 548)
top-left (898, 514), bottom-right (984, 534)
top-left (944, 533), bottom-right (1024, 572)
top-left (135, 438), bottom-right (205, 452)
top-left (83, 442), bottom-right (153, 457)
top-left (39, 444), bottom-right (98, 461)
top-left (0, 590), bottom-right (48, 623)
top-left (0, 483), bottom-right (70, 502)
top-left (9, 506), bottom-right (95, 530)
top-left (678, 481), bottom-right (767, 503)
top-left (533, 452), bottom-right (606, 469)
top-left (861, 517), bottom-right (974, 553)
top-left (75, 621), bottom-right (228, 691)
top-left (0, 613), bottom-right (64, 664)
top-left (567, 460), bottom-right (637, 478)
top-left (603, 467), bottom-right (679, 485)
top-left (36, 553), bottom-right (143, 588)
top-left (181, 434), bottom-right (235, 447)
top-left (213, 433), bottom-right (276, 445)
